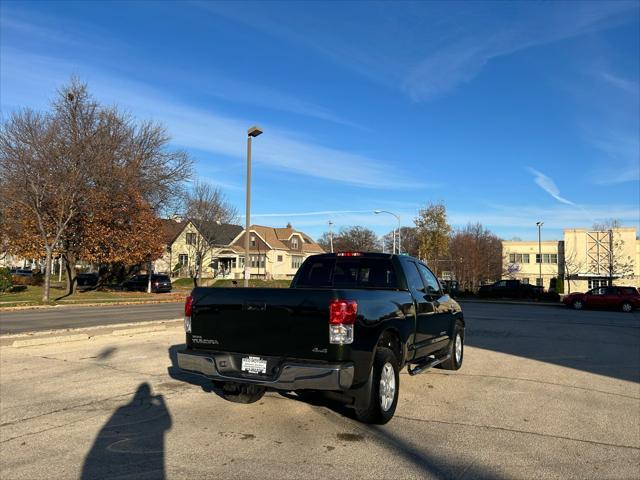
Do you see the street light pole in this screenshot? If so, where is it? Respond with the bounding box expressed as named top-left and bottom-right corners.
top-left (330, 223), bottom-right (334, 253)
top-left (536, 221), bottom-right (543, 289)
top-left (244, 126), bottom-right (263, 288)
top-left (374, 210), bottom-right (401, 254)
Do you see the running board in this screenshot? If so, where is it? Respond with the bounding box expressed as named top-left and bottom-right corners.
top-left (407, 354), bottom-right (450, 376)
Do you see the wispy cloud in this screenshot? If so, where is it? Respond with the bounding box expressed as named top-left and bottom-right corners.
top-left (248, 210), bottom-right (372, 218)
top-left (572, 68), bottom-right (640, 185)
top-left (200, 1), bottom-right (638, 101)
top-left (0, 10), bottom-right (361, 129)
top-left (0, 48), bottom-right (424, 189)
top-left (526, 168), bottom-right (575, 205)
top-left (449, 202), bottom-right (639, 232)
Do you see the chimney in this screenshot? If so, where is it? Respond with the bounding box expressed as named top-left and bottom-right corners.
top-left (286, 222), bottom-right (292, 229)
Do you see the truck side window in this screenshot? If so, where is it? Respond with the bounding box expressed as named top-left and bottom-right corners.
top-left (416, 263), bottom-right (442, 296)
top-left (404, 262), bottom-right (426, 293)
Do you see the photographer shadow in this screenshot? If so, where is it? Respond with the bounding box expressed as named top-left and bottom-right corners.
top-left (80, 383), bottom-right (171, 480)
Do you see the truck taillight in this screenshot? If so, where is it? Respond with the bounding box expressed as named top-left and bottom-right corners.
top-left (184, 295), bottom-right (193, 333)
top-left (336, 252), bottom-right (362, 257)
top-left (329, 299), bottom-right (357, 344)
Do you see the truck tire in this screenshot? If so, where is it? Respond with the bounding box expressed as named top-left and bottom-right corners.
top-left (354, 347), bottom-right (399, 425)
top-left (217, 382), bottom-right (265, 404)
top-left (437, 321), bottom-right (464, 370)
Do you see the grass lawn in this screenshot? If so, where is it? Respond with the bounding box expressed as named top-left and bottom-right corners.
top-left (0, 285), bottom-right (185, 308)
top-left (0, 278), bottom-right (292, 308)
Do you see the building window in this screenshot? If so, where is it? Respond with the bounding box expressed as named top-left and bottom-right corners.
top-left (251, 235), bottom-right (256, 247)
top-left (522, 278), bottom-right (529, 284)
top-left (291, 237), bottom-right (299, 249)
top-left (250, 255), bottom-right (265, 268)
top-left (186, 232), bottom-right (196, 246)
top-left (588, 278), bottom-right (608, 289)
top-left (536, 278), bottom-right (543, 287)
top-left (238, 257), bottom-right (244, 268)
top-left (291, 255), bottom-right (303, 269)
top-left (509, 253), bottom-right (530, 264)
top-left (536, 253), bottom-right (558, 264)
top-left (277, 255), bottom-right (283, 262)
top-left (178, 254), bottom-right (189, 266)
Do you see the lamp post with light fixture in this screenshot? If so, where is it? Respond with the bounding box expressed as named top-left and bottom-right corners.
top-left (374, 210), bottom-right (401, 254)
top-left (244, 126), bottom-right (263, 287)
top-left (328, 220), bottom-right (334, 253)
top-left (536, 221), bottom-right (543, 289)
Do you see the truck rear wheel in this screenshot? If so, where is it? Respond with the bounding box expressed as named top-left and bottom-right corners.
top-left (437, 321), bottom-right (464, 370)
top-left (217, 382), bottom-right (265, 404)
top-left (354, 347), bottom-right (399, 425)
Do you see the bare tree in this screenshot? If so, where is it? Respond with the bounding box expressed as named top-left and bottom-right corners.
top-left (184, 182), bottom-right (238, 286)
top-left (381, 226), bottom-right (419, 256)
top-left (592, 218), bottom-right (622, 231)
top-left (1, 78), bottom-right (193, 299)
top-left (318, 226), bottom-right (380, 252)
top-left (449, 223), bottom-right (502, 290)
top-left (0, 103), bottom-right (90, 301)
top-left (562, 250), bottom-right (583, 294)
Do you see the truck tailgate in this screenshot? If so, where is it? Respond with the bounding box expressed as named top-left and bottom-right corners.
top-left (190, 288), bottom-right (333, 360)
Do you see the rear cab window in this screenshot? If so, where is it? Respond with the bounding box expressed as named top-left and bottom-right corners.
top-left (294, 257), bottom-right (399, 289)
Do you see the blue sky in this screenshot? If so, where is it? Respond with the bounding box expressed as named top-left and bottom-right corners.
top-left (1, 0), bottom-right (639, 241)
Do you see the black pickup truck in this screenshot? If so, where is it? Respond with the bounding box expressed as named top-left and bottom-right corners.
top-left (177, 252), bottom-right (465, 424)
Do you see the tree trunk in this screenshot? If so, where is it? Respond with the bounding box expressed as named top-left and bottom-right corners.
top-left (42, 248), bottom-right (53, 302)
top-left (64, 252), bottom-right (77, 295)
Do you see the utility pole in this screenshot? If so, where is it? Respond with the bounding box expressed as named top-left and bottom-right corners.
top-left (328, 221), bottom-right (334, 253)
top-left (608, 229), bottom-right (614, 287)
top-left (536, 221), bottom-right (543, 290)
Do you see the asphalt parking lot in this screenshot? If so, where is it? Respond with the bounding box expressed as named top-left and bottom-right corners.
top-left (0, 303), bottom-right (638, 479)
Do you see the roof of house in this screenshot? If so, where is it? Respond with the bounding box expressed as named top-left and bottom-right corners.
top-left (231, 224), bottom-right (324, 254)
top-left (193, 221), bottom-right (243, 246)
top-left (160, 219), bottom-right (243, 247)
top-left (160, 219), bottom-right (185, 246)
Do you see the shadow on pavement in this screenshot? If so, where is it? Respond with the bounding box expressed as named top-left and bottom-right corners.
top-left (461, 302), bottom-right (640, 383)
top-left (167, 345), bottom-right (504, 479)
top-left (80, 383), bottom-right (172, 480)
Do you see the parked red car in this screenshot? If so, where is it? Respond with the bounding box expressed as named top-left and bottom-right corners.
top-left (563, 286), bottom-right (640, 313)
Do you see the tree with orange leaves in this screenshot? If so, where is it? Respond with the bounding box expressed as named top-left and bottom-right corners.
top-left (0, 79), bottom-right (192, 301)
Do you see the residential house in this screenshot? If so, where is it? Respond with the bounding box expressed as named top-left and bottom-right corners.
top-left (154, 218), bottom-right (242, 277)
top-left (215, 224), bottom-right (325, 279)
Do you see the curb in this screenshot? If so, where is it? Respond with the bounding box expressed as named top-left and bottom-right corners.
top-left (5, 318), bottom-right (182, 348)
top-left (0, 299), bottom-right (184, 312)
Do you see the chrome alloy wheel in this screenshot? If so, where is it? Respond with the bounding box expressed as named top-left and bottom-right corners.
top-left (573, 300), bottom-right (583, 310)
top-left (379, 362), bottom-right (396, 412)
top-left (622, 303), bottom-right (633, 313)
top-left (454, 333), bottom-right (463, 364)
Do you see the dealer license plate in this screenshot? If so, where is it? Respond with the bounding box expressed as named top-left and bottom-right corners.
top-left (241, 356), bottom-right (267, 374)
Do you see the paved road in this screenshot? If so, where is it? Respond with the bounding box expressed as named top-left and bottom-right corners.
top-left (0, 303), bottom-right (638, 479)
top-left (0, 302), bottom-right (184, 334)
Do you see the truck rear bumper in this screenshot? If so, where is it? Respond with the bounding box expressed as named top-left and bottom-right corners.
top-left (177, 349), bottom-right (355, 391)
